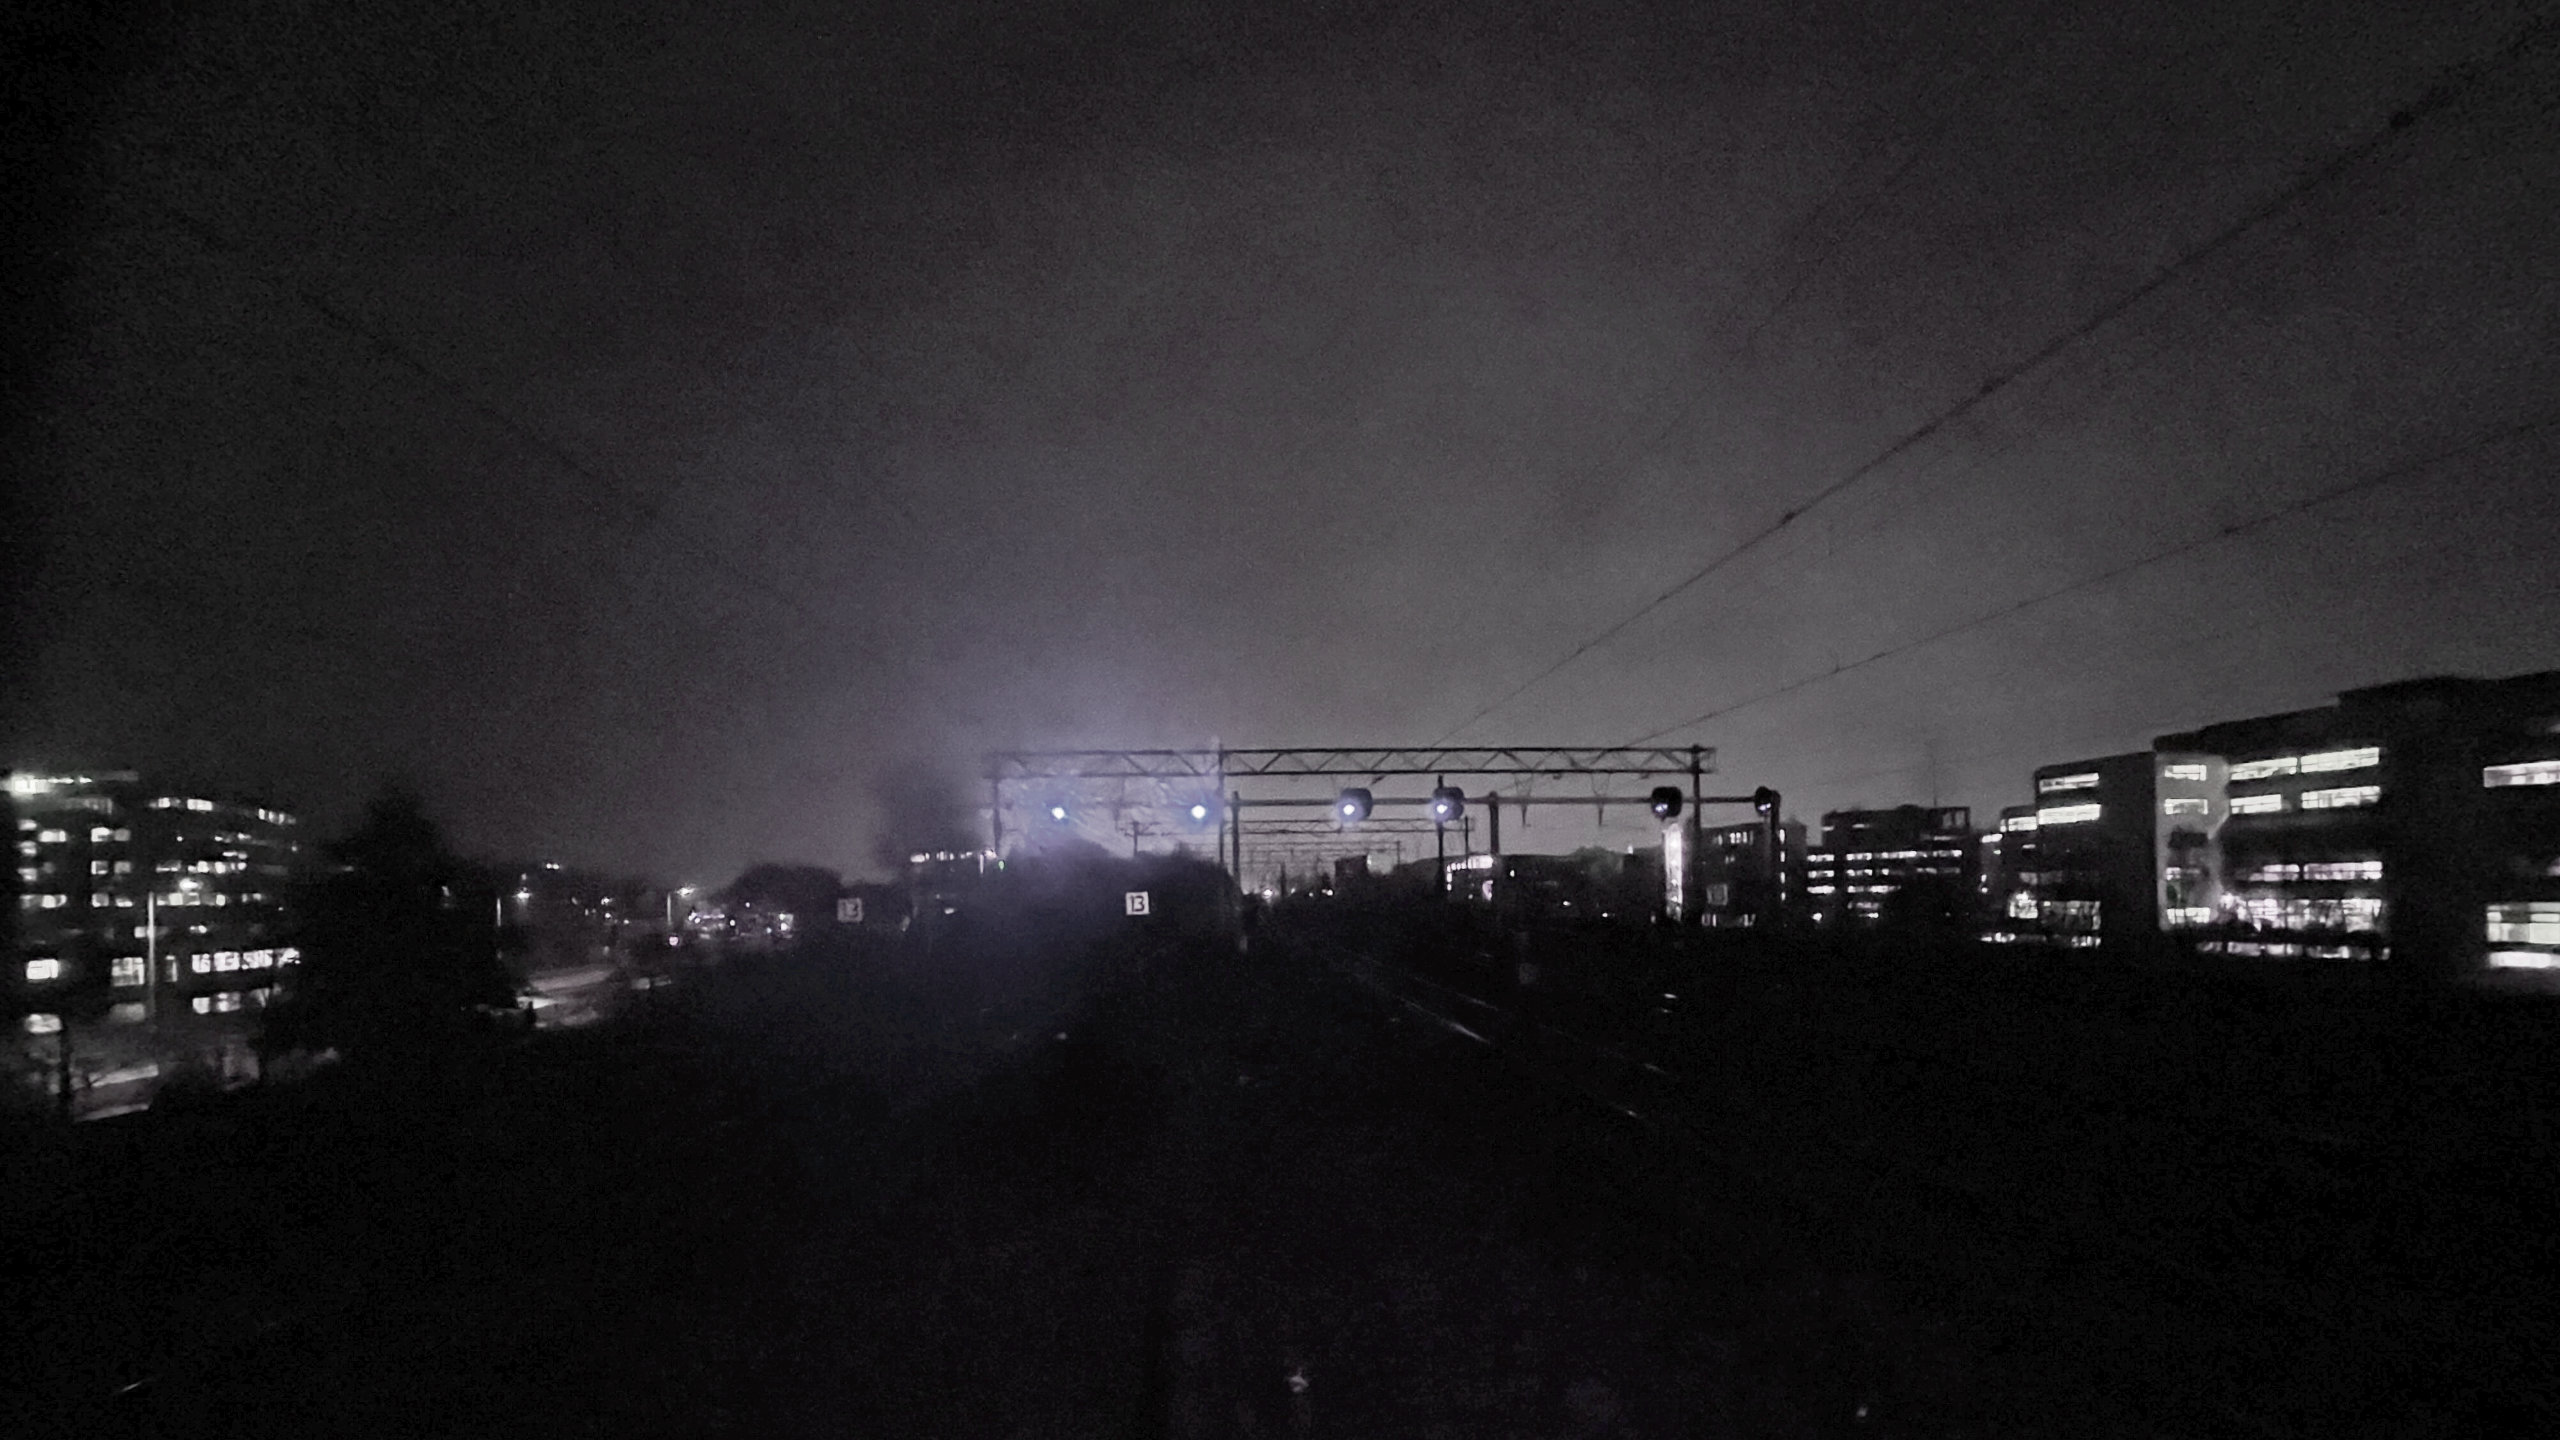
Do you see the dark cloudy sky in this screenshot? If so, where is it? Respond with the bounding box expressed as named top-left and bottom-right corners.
top-left (10, 0), bottom-right (2558, 882)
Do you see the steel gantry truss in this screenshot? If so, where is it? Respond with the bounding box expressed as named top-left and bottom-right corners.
top-left (985, 745), bottom-right (1719, 880)
top-left (987, 747), bottom-right (1713, 782)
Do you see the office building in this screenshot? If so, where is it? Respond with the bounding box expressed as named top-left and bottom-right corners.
top-left (1801, 805), bottom-right (1976, 927)
top-left (8, 770), bottom-right (303, 1028)
top-left (2156, 669), bottom-right (2560, 974)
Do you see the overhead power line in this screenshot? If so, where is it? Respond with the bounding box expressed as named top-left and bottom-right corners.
top-left (1432, 6), bottom-right (2559, 746)
top-left (1619, 414), bottom-right (2560, 746)
top-left (162, 206), bottom-right (859, 642)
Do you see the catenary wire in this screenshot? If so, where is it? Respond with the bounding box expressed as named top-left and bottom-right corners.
top-left (1619, 414), bottom-right (2560, 746)
top-left (1431, 6), bottom-right (2560, 747)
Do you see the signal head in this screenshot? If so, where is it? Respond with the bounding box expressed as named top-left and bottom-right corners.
top-left (1649, 786), bottom-right (1685, 821)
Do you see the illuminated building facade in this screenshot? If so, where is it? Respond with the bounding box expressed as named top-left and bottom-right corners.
top-left (1980, 805), bottom-right (2044, 942)
top-left (2003, 753), bottom-right (2212, 951)
top-left (1800, 805), bottom-right (1976, 927)
top-left (2156, 669), bottom-right (2560, 973)
top-left (7, 770), bottom-right (303, 1030)
top-left (1697, 817), bottom-right (1803, 928)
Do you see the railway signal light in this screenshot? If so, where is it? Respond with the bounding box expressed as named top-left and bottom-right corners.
top-left (1428, 786), bottom-right (1465, 824)
top-left (1335, 787), bottom-right (1372, 824)
top-left (1649, 786), bottom-right (1684, 821)
top-left (1753, 787), bottom-right (1780, 818)
top-left (1048, 803), bottom-right (1070, 823)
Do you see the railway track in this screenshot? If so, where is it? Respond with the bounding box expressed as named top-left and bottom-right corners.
top-left (1306, 931), bottom-right (2541, 1436)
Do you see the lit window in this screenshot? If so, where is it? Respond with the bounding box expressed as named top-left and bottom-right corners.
top-left (25, 1013), bottom-right (61, 1035)
top-left (110, 956), bottom-right (146, 987)
top-left (188, 798), bottom-right (214, 812)
top-left (25, 958), bottom-right (61, 982)
top-left (2006, 892), bottom-right (2038, 920)
top-left (190, 955), bottom-right (211, 974)
top-left (2037, 773), bottom-right (2100, 794)
top-left (2487, 903), bottom-right (2560, 948)
top-left (2162, 798), bottom-right (2209, 816)
top-left (108, 1002), bottom-right (146, 1024)
top-left (36, 829), bottom-right (68, 844)
top-left (214, 951), bottom-right (241, 972)
top-left (90, 827), bottom-right (114, 843)
top-left (2299, 748), bottom-right (2380, 774)
top-left (2038, 803), bottom-right (2102, 826)
top-left (2166, 906), bottom-right (2212, 927)
top-left (214, 991), bottom-right (242, 1013)
top-left (2302, 786), bottom-right (2380, 810)
top-left (2002, 815), bottom-right (2039, 832)
top-left (2161, 763), bottom-right (2211, 783)
top-left (2303, 860), bottom-right (2383, 881)
top-left (2483, 760), bottom-right (2560, 788)
top-left (279, 947), bottom-right (300, 965)
top-left (2229, 794), bottom-right (2285, 815)
top-left (2228, 757), bottom-right (2299, 783)
top-left (192, 996), bottom-right (212, 1015)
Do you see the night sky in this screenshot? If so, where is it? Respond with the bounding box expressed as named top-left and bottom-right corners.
top-left (10, 0), bottom-right (2558, 883)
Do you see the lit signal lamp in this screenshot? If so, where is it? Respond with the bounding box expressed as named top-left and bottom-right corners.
top-left (1189, 802), bottom-right (1210, 822)
top-left (1336, 787), bottom-right (1373, 824)
top-left (1753, 787), bottom-right (1780, 818)
top-left (1428, 786), bottom-right (1465, 824)
top-left (1649, 786), bottom-right (1685, 821)
top-left (1048, 803), bottom-right (1070, 823)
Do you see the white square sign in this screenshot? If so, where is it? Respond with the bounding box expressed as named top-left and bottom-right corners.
top-left (1124, 891), bottom-right (1151, 916)
top-left (836, 897), bottom-right (864, 923)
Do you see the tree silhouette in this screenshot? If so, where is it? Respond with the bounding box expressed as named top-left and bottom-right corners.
top-left (264, 785), bottom-right (517, 1073)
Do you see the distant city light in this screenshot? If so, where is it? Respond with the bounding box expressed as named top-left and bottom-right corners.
top-left (1190, 803), bottom-right (1210, 821)
top-left (1049, 804), bottom-right (1069, 822)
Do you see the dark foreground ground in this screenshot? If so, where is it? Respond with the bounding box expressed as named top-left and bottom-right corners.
top-left (7, 918), bottom-right (2557, 1437)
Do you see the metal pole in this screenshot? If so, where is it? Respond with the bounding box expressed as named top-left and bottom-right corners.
top-left (145, 888), bottom-right (158, 1027)
top-left (989, 775), bottom-right (1004, 859)
top-left (1435, 822), bottom-right (1446, 898)
top-left (1487, 792), bottom-right (1500, 857)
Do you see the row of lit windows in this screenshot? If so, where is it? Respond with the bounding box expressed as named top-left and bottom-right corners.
top-left (2245, 860), bottom-right (2384, 882)
top-left (2038, 803), bottom-right (2102, 826)
top-left (89, 827), bottom-right (133, 843)
top-left (2226, 785), bottom-right (2383, 815)
top-left (2484, 760), bottom-right (2560, 787)
top-left (2163, 798), bottom-right (2210, 816)
top-left (2160, 762), bottom-right (2212, 782)
top-left (2228, 748), bottom-right (2381, 783)
top-left (2486, 903), bottom-right (2560, 948)
top-left (187, 947), bottom-right (293, 974)
top-left (2201, 940), bottom-right (2379, 960)
top-left (2002, 814), bottom-right (2039, 832)
top-left (2231, 895), bottom-right (2385, 932)
top-left (2037, 772), bottom-right (2099, 794)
